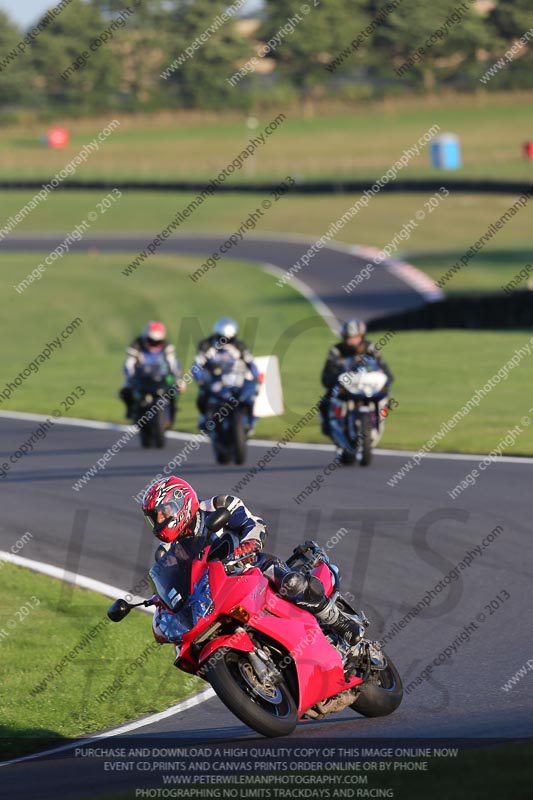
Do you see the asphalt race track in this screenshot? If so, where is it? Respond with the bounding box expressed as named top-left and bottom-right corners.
top-left (0, 232), bottom-right (436, 321)
top-left (1, 235), bottom-right (532, 798)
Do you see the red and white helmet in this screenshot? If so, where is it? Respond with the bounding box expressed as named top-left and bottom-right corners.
top-left (142, 477), bottom-right (199, 543)
top-left (142, 321), bottom-right (166, 352)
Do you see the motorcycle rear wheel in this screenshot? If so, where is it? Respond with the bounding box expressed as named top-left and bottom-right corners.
top-left (204, 647), bottom-right (297, 737)
top-left (349, 654), bottom-right (403, 717)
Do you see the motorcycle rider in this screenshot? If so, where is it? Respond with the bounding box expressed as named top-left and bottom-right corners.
top-left (319, 319), bottom-right (393, 437)
top-left (119, 321), bottom-right (185, 422)
top-left (192, 317), bottom-right (259, 433)
top-left (142, 476), bottom-right (363, 648)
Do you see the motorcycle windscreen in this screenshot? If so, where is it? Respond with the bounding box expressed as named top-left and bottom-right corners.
top-left (221, 366), bottom-right (246, 388)
top-left (215, 354), bottom-right (246, 383)
top-left (148, 535), bottom-right (207, 612)
top-left (133, 358), bottom-right (171, 393)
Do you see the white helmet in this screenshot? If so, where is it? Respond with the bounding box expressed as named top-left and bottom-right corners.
top-left (341, 319), bottom-right (366, 339)
top-left (213, 317), bottom-right (238, 340)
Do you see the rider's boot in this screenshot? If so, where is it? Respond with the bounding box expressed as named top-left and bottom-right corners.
top-left (281, 573), bottom-right (363, 647)
top-left (119, 387), bottom-right (134, 419)
top-left (313, 595), bottom-right (363, 646)
top-left (246, 412), bottom-right (256, 437)
top-left (318, 395), bottom-right (330, 436)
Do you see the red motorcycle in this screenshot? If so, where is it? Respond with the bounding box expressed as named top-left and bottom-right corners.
top-left (108, 510), bottom-right (403, 737)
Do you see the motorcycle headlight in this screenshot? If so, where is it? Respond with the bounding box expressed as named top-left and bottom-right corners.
top-left (157, 611), bottom-right (189, 643)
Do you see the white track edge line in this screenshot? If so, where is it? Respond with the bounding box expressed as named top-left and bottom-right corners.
top-left (0, 552), bottom-right (215, 767)
top-left (0, 551), bottom-right (151, 606)
top-left (0, 687), bottom-right (216, 767)
top-left (2, 409), bottom-right (533, 465)
top-left (261, 262), bottom-right (337, 333)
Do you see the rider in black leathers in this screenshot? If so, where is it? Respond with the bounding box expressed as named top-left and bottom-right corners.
top-left (319, 319), bottom-right (393, 436)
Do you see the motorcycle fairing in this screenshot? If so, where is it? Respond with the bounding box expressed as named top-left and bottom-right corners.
top-left (242, 585), bottom-right (362, 714)
top-left (198, 629), bottom-right (255, 664)
top-left (155, 550), bottom-right (362, 716)
top-left (194, 562), bottom-right (362, 714)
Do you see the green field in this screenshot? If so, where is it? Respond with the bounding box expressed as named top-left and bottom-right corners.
top-left (0, 253), bottom-right (334, 441)
top-left (1, 188), bottom-right (532, 295)
top-left (0, 563), bottom-right (202, 758)
top-left (2, 252), bottom-right (533, 455)
top-left (2, 94), bottom-right (533, 181)
top-left (2, 107), bottom-right (532, 455)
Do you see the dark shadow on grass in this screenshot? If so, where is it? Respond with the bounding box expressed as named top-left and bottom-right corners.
top-left (0, 725), bottom-right (69, 761)
top-left (369, 293), bottom-right (533, 331)
top-left (406, 249), bottom-right (533, 268)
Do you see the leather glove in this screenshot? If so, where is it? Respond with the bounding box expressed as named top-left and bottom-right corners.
top-left (233, 539), bottom-right (260, 564)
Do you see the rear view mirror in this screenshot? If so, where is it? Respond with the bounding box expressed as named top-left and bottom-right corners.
top-left (205, 508), bottom-right (231, 533)
top-left (107, 598), bottom-right (133, 622)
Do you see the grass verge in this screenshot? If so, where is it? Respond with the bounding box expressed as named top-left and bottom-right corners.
top-left (0, 190), bottom-right (531, 299)
top-left (1, 253), bottom-right (533, 454)
top-left (0, 562), bottom-right (203, 760)
top-left (2, 96), bottom-right (533, 181)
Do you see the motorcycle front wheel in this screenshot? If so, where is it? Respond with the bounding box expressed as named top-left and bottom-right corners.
top-left (232, 407), bottom-right (247, 465)
top-left (203, 647), bottom-right (297, 737)
top-left (136, 407), bottom-right (152, 448)
top-left (357, 412), bottom-right (373, 467)
top-left (350, 654), bottom-right (403, 717)
top-left (212, 422), bottom-right (232, 464)
top-left (153, 406), bottom-right (166, 448)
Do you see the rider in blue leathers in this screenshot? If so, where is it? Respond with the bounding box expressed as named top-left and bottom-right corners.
top-left (191, 317), bottom-right (259, 433)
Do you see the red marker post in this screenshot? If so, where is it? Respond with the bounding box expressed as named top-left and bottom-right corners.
top-left (523, 141), bottom-right (533, 160)
top-left (47, 127), bottom-right (70, 149)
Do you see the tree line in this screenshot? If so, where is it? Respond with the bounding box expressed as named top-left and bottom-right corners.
top-left (0, 0), bottom-right (530, 116)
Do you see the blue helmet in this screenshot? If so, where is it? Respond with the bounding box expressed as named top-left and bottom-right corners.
top-left (213, 317), bottom-right (238, 340)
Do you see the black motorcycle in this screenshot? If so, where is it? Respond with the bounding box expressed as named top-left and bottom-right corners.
top-left (131, 362), bottom-right (175, 449)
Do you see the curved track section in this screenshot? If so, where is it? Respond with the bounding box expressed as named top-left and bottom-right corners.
top-left (1, 235), bottom-right (531, 798)
top-left (1, 233), bottom-right (431, 321)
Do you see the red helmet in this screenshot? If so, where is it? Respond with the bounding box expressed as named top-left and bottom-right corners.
top-left (142, 477), bottom-right (199, 543)
top-left (142, 321), bottom-right (166, 352)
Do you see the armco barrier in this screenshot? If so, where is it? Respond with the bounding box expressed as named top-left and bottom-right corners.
top-left (367, 290), bottom-right (533, 331)
top-left (0, 179), bottom-right (533, 195)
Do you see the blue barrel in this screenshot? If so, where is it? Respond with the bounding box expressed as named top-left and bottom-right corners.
top-left (430, 134), bottom-right (461, 170)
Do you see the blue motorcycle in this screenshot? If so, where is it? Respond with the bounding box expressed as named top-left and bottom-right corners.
top-left (203, 361), bottom-right (257, 465)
